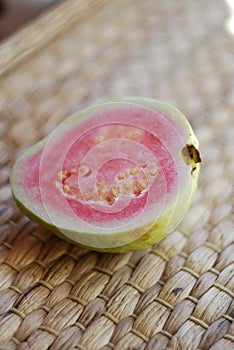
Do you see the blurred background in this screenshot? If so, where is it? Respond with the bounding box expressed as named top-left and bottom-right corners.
top-left (0, 0), bottom-right (60, 40)
top-left (1, 0), bottom-right (234, 40)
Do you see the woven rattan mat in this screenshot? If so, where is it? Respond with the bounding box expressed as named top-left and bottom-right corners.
top-left (0, 0), bottom-right (234, 349)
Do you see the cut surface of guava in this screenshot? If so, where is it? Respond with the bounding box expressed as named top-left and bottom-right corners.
top-left (11, 97), bottom-right (201, 252)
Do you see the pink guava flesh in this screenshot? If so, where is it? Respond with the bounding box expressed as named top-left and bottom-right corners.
top-left (19, 108), bottom-right (178, 226)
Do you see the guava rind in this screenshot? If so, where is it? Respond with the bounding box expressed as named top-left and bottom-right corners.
top-left (10, 98), bottom-right (200, 253)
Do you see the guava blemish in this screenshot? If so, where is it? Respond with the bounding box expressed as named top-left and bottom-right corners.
top-left (191, 166), bottom-right (197, 176)
top-left (182, 144), bottom-right (202, 165)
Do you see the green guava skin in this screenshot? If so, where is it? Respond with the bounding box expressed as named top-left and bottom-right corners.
top-left (10, 98), bottom-right (201, 253)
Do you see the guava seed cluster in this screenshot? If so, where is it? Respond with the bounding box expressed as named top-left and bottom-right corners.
top-left (56, 159), bottom-right (158, 206)
top-left (54, 123), bottom-right (160, 208)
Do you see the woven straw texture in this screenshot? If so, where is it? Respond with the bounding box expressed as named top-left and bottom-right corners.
top-left (0, 0), bottom-right (234, 349)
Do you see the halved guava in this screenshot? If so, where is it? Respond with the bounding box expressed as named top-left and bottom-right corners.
top-left (11, 97), bottom-right (201, 252)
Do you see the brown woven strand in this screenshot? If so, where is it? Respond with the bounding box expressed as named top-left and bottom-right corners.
top-left (0, 0), bottom-right (109, 77)
top-left (0, 0), bottom-right (234, 349)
